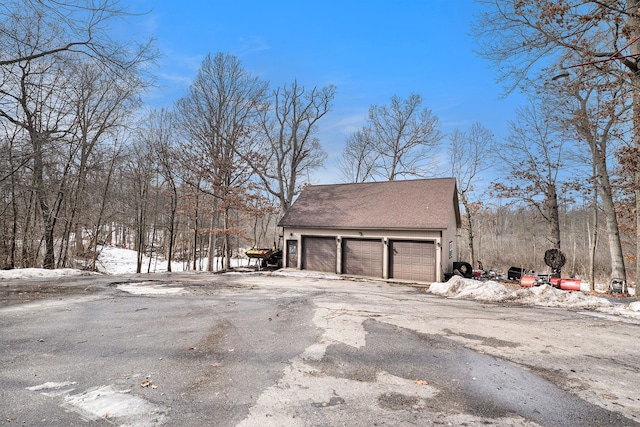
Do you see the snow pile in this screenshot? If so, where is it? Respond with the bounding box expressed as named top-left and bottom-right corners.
top-left (430, 276), bottom-right (613, 310)
top-left (428, 276), bottom-right (640, 318)
top-left (429, 276), bottom-right (513, 302)
top-left (512, 284), bottom-right (613, 310)
top-left (0, 268), bottom-right (90, 280)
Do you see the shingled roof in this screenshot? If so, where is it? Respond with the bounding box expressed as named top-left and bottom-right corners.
top-left (278, 178), bottom-right (461, 230)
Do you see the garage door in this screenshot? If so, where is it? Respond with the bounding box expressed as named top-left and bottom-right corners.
top-left (302, 236), bottom-right (336, 273)
top-left (343, 239), bottom-right (383, 278)
top-left (390, 241), bottom-right (436, 282)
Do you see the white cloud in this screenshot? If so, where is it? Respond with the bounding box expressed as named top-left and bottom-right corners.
top-left (237, 35), bottom-right (271, 55)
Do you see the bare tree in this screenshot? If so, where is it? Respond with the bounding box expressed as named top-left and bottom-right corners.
top-left (62, 61), bottom-right (142, 266)
top-left (341, 93), bottom-right (442, 182)
top-left (250, 80), bottom-right (335, 211)
top-left (142, 109), bottom-right (180, 272)
top-left (493, 99), bottom-right (573, 263)
top-left (473, 0), bottom-right (640, 284)
top-left (568, 78), bottom-right (629, 285)
top-left (174, 52), bottom-right (268, 270)
top-left (0, 0), bottom-right (155, 268)
top-left (125, 140), bottom-right (155, 274)
top-left (0, 122), bottom-right (29, 268)
top-left (0, 0), bottom-right (156, 71)
top-left (0, 54), bottom-right (76, 268)
top-left (88, 139), bottom-right (125, 271)
top-left (449, 123), bottom-right (494, 268)
top-left (338, 127), bottom-right (378, 183)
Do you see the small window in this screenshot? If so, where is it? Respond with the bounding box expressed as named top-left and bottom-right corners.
top-left (449, 241), bottom-right (453, 259)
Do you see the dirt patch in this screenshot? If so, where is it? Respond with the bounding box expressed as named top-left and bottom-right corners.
top-left (0, 283), bottom-right (99, 307)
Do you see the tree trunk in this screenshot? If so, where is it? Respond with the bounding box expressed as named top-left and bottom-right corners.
top-left (207, 212), bottom-right (216, 272)
top-left (626, 0), bottom-right (640, 291)
top-left (21, 192), bottom-right (34, 267)
top-left (135, 178), bottom-right (148, 274)
top-left (9, 147), bottom-right (18, 269)
top-left (136, 213), bottom-right (145, 274)
top-left (31, 134), bottom-right (55, 269)
top-left (147, 223), bottom-right (156, 273)
top-left (167, 189), bottom-right (177, 273)
top-left (91, 151), bottom-right (118, 271)
top-left (589, 189), bottom-right (598, 292)
top-left (633, 72), bottom-right (640, 291)
top-left (39, 199), bottom-right (56, 269)
top-left (193, 196), bottom-right (199, 271)
top-left (460, 193), bottom-right (475, 268)
top-left (224, 209), bottom-right (231, 271)
top-left (73, 154), bottom-right (90, 256)
top-left (548, 184), bottom-right (561, 251)
top-left (594, 150), bottom-right (626, 282)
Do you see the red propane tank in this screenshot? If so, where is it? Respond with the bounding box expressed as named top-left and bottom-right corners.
top-left (520, 275), bottom-right (537, 288)
top-left (558, 278), bottom-right (581, 291)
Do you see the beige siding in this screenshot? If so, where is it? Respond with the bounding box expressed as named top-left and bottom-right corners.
top-left (440, 199), bottom-right (461, 275)
top-left (282, 226), bottom-right (446, 282)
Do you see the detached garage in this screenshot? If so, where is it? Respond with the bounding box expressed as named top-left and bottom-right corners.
top-left (278, 178), bottom-right (462, 283)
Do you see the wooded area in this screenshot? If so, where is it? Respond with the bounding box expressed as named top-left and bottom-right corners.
top-left (0, 0), bottom-right (638, 287)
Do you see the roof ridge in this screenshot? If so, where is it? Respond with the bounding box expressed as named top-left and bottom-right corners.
top-left (305, 177), bottom-right (456, 189)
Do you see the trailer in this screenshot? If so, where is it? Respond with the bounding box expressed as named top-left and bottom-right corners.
top-left (507, 266), bottom-right (535, 281)
top-left (246, 247), bottom-right (282, 269)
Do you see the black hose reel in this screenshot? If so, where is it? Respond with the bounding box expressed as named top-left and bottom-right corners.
top-left (453, 261), bottom-right (474, 279)
top-left (544, 249), bottom-right (566, 277)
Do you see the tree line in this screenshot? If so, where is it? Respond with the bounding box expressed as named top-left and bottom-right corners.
top-left (0, 1), bottom-right (335, 273)
top-left (0, 0), bottom-right (637, 288)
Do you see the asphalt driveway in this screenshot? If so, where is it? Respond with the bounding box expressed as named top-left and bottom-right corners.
top-left (1, 271), bottom-right (639, 426)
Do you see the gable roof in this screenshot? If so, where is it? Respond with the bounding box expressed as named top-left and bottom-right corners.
top-left (278, 178), bottom-right (461, 230)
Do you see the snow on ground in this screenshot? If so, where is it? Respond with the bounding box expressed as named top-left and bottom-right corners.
top-left (430, 275), bottom-right (640, 320)
top-left (95, 245), bottom-right (248, 274)
top-left (2, 246), bottom-right (640, 321)
top-left (0, 268), bottom-right (93, 280)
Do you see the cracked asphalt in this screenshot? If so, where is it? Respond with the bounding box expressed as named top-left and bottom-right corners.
top-left (1, 271), bottom-right (640, 426)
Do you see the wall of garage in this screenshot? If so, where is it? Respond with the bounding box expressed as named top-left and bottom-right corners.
top-left (442, 208), bottom-right (460, 274)
top-left (281, 227), bottom-right (445, 282)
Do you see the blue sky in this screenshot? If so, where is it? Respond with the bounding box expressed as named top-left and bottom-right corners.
top-left (125, 0), bottom-right (524, 184)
